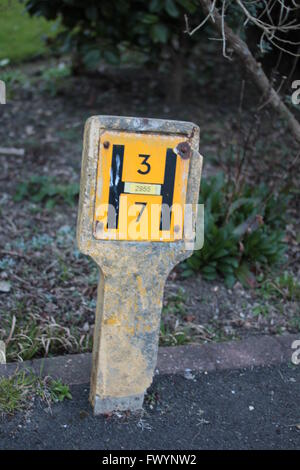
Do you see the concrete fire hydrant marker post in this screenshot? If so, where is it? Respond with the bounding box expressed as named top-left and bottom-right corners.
top-left (77, 116), bottom-right (203, 415)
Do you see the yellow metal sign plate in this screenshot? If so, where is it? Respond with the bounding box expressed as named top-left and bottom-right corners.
top-left (94, 131), bottom-right (190, 241)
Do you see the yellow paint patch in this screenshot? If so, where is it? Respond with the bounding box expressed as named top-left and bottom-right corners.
top-left (93, 131), bottom-right (190, 242)
top-left (104, 316), bottom-right (120, 326)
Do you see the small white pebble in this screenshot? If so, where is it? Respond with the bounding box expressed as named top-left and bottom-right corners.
top-left (184, 369), bottom-right (195, 380)
top-left (249, 406), bottom-right (254, 411)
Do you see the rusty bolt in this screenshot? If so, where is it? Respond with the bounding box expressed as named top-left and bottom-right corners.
top-left (103, 141), bottom-right (110, 149)
top-left (176, 142), bottom-right (191, 160)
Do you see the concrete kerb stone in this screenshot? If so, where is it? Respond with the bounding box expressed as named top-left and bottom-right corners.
top-left (0, 334), bottom-right (297, 386)
top-left (205, 335), bottom-right (292, 370)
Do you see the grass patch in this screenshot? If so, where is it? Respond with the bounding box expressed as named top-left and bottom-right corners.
top-left (14, 175), bottom-right (79, 208)
top-left (0, 0), bottom-right (58, 62)
top-left (0, 370), bottom-right (71, 416)
top-left (160, 288), bottom-right (216, 346)
top-left (2, 313), bottom-right (91, 362)
top-left (257, 271), bottom-right (300, 302)
top-left (0, 371), bottom-right (31, 414)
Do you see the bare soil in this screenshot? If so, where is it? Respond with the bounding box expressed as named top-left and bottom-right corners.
top-left (0, 58), bottom-right (299, 362)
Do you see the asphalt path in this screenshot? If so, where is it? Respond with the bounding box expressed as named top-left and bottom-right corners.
top-left (1, 363), bottom-right (299, 450)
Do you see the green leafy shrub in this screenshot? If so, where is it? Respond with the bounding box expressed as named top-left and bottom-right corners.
top-left (23, 0), bottom-right (202, 102)
top-left (14, 175), bottom-right (79, 208)
top-left (0, 69), bottom-right (29, 98)
top-left (41, 63), bottom-right (71, 96)
top-left (23, 0), bottom-right (199, 62)
top-left (0, 69), bottom-right (28, 86)
top-left (183, 173), bottom-right (289, 287)
top-left (50, 379), bottom-right (72, 402)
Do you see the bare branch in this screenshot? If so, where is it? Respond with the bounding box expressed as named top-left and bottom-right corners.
top-left (184, 0), bottom-right (216, 35)
top-left (221, 0), bottom-right (232, 59)
top-left (186, 0), bottom-right (300, 56)
top-left (195, 0), bottom-right (300, 143)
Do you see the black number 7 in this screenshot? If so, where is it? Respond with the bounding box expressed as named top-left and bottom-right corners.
top-left (137, 154), bottom-right (151, 175)
top-left (135, 202), bottom-right (147, 222)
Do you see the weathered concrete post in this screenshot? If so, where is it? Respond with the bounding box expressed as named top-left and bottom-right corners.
top-left (77, 116), bottom-right (202, 414)
top-left (0, 80), bottom-right (6, 104)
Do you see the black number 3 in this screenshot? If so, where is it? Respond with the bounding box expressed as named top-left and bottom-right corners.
top-left (137, 154), bottom-right (151, 175)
